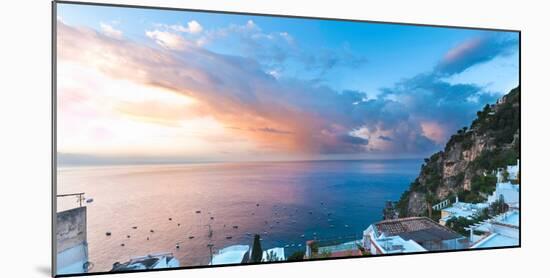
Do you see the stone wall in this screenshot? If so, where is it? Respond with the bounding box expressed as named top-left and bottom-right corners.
top-left (56, 206), bottom-right (87, 253)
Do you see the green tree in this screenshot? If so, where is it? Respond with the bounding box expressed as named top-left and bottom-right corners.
top-left (265, 250), bottom-right (279, 262)
top-left (287, 251), bottom-right (305, 261)
top-left (425, 193), bottom-right (437, 219)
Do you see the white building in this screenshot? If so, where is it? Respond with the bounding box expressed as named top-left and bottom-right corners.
top-left (262, 247), bottom-right (286, 262)
top-left (497, 159), bottom-right (520, 183)
top-left (56, 206), bottom-right (89, 275)
top-left (210, 245), bottom-right (250, 265)
top-left (363, 228), bottom-right (426, 255)
top-left (469, 210), bottom-right (519, 249)
top-left (439, 196), bottom-right (489, 225)
top-left (111, 253), bottom-right (180, 271)
top-left (362, 217), bottom-right (467, 255)
top-left (487, 182), bottom-right (519, 207)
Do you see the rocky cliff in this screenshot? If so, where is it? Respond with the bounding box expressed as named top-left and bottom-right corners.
top-left (396, 87), bottom-right (520, 217)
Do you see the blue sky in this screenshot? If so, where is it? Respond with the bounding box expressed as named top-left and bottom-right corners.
top-left (56, 3), bottom-right (519, 162)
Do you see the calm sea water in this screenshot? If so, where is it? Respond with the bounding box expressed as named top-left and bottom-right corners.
top-left (57, 159), bottom-right (421, 272)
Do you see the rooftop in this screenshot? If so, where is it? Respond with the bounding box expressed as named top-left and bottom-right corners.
top-left (442, 202), bottom-right (488, 217)
top-left (375, 217), bottom-right (463, 242)
top-left (317, 241), bottom-right (363, 258)
top-left (471, 233), bottom-right (519, 249)
top-left (111, 253), bottom-right (179, 271)
top-left (493, 210), bottom-right (520, 227)
top-left (210, 245), bottom-right (249, 265)
top-left (318, 241), bottom-right (360, 254)
top-left (374, 236), bottom-right (426, 254)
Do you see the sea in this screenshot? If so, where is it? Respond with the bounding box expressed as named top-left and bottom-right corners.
top-left (56, 159), bottom-right (421, 272)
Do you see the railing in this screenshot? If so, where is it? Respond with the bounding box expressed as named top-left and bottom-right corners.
top-left (308, 234), bottom-right (363, 247)
top-left (432, 199), bottom-right (450, 211)
top-left (57, 192), bottom-right (86, 208)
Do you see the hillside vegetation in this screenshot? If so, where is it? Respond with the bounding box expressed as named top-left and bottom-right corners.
top-left (396, 87), bottom-right (520, 217)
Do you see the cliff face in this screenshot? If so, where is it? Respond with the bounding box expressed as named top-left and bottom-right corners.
top-left (396, 87), bottom-right (520, 217)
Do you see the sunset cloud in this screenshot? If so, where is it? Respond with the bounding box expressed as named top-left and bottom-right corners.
top-left (56, 17), bottom-right (518, 162)
top-left (436, 34), bottom-right (517, 75)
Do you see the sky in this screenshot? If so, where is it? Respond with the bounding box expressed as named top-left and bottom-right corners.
top-left (56, 3), bottom-right (519, 165)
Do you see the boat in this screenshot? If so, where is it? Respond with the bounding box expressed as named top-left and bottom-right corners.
top-left (226, 236), bottom-right (233, 239)
top-left (232, 225), bottom-right (239, 229)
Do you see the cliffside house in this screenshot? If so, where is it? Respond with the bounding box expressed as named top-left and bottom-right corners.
top-left (468, 210), bottom-right (519, 249)
top-left (487, 182), bottom-right (520, 208)
top-left (363, 217), bottom-right (468, 255)
top-left (439, 196), bottom-right (489, 225)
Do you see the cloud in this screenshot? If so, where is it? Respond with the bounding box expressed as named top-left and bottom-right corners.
top-left (100, 22), bottom-right (123, 39)
top-left (166, 20), bottom-right (203, 34)
top-left (254, 127), bottom-right (294, 135)
top-left (191, 20), bottom-right (366, 77)
top-left (58, 21), bottom-right (376, 155)
top-left (58, 21), bottom-right (518, 159)
top-left (436, 34), bottom-right (517, 75)
top-left (145, 30), bottom-right (188, 50)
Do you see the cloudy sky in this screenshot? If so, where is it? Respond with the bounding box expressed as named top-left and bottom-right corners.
top-left (56, 3), bottom-right (519, 164)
